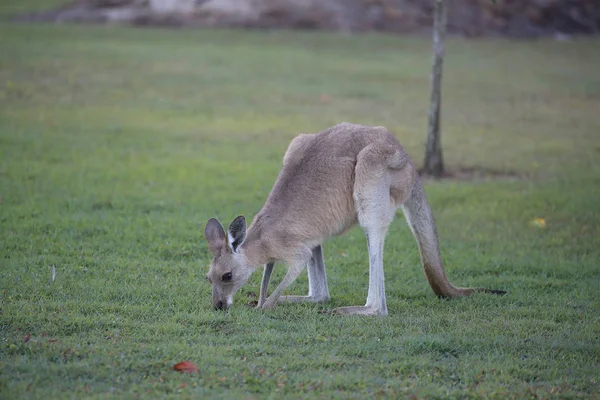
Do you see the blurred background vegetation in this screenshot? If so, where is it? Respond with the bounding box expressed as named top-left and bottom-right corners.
top-left (7, 0), bottom-right (600, 38)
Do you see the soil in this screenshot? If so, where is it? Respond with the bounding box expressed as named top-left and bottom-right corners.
top-left (419, 166), bottom-right (526, 181)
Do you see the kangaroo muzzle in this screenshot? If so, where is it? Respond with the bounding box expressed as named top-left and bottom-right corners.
top-left (212, 288), bottom-right (232, 310)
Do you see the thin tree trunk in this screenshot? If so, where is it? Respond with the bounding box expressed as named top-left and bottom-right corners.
top-left (423, 0), bottom-right (447, 177)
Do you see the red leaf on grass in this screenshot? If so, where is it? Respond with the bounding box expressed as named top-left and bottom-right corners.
top-left (173, 361), bottom-right (199, 374)
top-left (23, 333), bottom-right (31, 343)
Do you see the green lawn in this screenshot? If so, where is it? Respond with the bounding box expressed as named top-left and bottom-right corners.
top-left (1, 12), bottom-right (599, 400)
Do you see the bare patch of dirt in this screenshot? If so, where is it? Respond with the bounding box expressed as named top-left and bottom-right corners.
top-left (419, 166), bottom-right (527, 182)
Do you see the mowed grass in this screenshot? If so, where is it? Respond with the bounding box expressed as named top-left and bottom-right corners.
top-left (1, 15), bottom-right (599, 400)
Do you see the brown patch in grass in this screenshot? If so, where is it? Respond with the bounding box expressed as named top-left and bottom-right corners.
top-left (419, 166), bottom-right (527, 181)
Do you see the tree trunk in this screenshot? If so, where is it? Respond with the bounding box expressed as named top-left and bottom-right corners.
top-left (423, 0), bottom-right (446, 177)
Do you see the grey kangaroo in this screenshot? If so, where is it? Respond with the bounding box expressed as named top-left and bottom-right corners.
top-left (204, 123), bottom-right (505, 315)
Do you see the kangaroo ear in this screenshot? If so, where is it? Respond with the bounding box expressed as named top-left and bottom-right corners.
top-left (227, 215), bottom-right (246, 252)
top-left (204, 218), bottom-right (226, 255)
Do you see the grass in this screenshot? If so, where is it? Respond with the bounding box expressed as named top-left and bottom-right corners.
top-left (1, 6), bottom-right (600, 399)
top-left (0, 0), bottom-right (67, 17)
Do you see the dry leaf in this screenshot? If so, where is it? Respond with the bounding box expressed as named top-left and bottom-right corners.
top-left (173, 361), bottom-right (199, 374)
top-left (23, 333), bottom-right (31, 343)
top-left (320, 94), bottom-right (330, 103)
top-left (531, 218), bottom-right (546, 228)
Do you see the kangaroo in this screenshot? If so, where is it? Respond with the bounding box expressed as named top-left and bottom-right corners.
top-left (204, 123), bottom-right (505, 315)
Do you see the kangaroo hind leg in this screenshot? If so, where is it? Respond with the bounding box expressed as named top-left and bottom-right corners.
top-left (334, 144), bottom-right (399, 316)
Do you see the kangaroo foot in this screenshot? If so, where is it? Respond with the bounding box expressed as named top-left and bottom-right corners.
top-left (332, 305), bottom-right (387, 316)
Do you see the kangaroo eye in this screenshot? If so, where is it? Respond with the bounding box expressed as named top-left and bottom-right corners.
top-left (221, 272), bottom-right (233, 282)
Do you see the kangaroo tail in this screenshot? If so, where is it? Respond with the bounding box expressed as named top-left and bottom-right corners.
top-left (400, 178), bottom-right (506, 298)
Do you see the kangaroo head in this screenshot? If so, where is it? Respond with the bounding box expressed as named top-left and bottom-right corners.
top-left (204, 215), bottom-right (252, 310)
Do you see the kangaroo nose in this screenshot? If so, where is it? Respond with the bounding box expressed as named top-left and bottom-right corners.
top-left (215, 300), bottom-right (225, 310)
